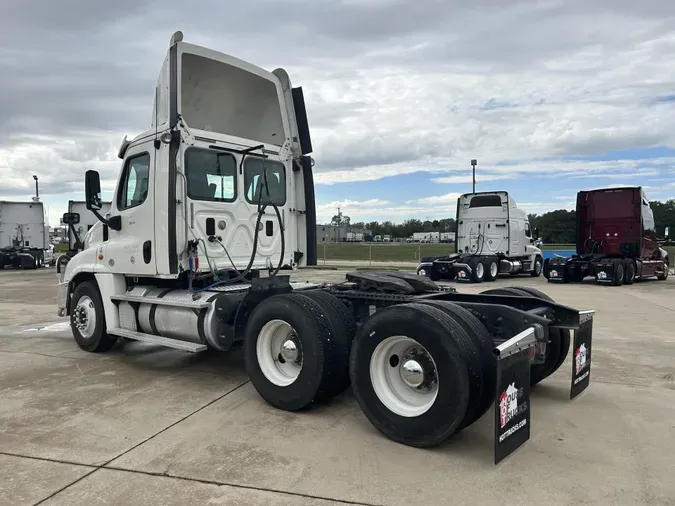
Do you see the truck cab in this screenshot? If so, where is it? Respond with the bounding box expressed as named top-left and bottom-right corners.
top-left (57, 31), bottom-right (317, 319)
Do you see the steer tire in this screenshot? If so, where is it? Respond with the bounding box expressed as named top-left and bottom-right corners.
top-left (480, 286), bottom-right (569, 386)
top-left (417, 300), bottom-right (496, 425)
top-left (349, 303), bottom-right (471, 448)
top-left (70, 281), bottom-right (117, 353)
top-left (295, 290), bottom-right (356, 400)
top-left (244, 293), bottom-right (336, 411)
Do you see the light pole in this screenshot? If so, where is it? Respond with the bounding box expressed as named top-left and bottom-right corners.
top-left (32, 175), bottom-right (39, 201)
top-left (471, 159), bottom-right (477, 193)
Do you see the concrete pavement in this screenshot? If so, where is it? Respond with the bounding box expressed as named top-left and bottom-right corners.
top-left (1, 267), bottom-right (675, 505)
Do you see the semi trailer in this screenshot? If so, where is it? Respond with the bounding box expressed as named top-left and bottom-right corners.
top-left (416, 191), bottom-right (544, 282)
top-left (545, 186), bottom-right (669, 285)
top-left (0, 200), bottom-right (54, 269)
top-left (56, 31), bottom-right (596, 464)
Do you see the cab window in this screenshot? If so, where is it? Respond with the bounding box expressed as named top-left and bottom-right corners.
top-left (244, 158), bottom-right (286, 206)
top-left (524, 222), bottom-right (531, 237)
top-left (118, 153), bottom-right (151, 211)
top-left (185, 148), bottom-right (237, 202)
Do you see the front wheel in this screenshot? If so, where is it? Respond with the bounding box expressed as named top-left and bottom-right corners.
top-left (70, 281), bottom-right (117, 353)
top-left (531, 256), bottom-right (543, 277)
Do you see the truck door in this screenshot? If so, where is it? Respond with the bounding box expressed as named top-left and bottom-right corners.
top-left (103, 143), bottom-right (157, 275)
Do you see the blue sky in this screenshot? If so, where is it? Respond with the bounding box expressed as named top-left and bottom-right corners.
top-left (1, 1), bottom-right (674, 227)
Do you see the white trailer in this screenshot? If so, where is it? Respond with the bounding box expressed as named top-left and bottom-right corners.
top-left (417, 191), bottom-right (543, 282)
top-left (54, 31), bottom-right (596, 464)
top-left (0, 201), bottom-right (53, 268)
top-left (66, 200), bottom-right (112, 251)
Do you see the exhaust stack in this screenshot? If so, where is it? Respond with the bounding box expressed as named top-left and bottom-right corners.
top-left (32, 175), bottom-right (39, 202)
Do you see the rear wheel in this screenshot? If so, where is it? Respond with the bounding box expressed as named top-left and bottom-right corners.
top-left (350, 303), bottom-right (472, 447)
top-left (624, 259), bottom-right (636, 285)
top-left (483, 257), bottom-right (499, 282)
top-left (70, 281), bottom-right (117, 353)
top-left (480, 286), bottom-right (570, 386)
top-left (296, 290), bottom-right (356, 400)
top-left (612, 259), bottom-right (625, 286)
top-left (469, 257), bottom-right (485, 283)
top-left (244, 293), bottom-right (341, 411)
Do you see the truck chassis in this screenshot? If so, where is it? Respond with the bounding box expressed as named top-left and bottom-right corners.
top-left (0, 246), bottom-right (45, 269)
top-left (417, 252), bottom-right (543, 283)
top-left (545, 254), bottom-right (669, 285)
top-left (58, 268), bottom-right (593, 464)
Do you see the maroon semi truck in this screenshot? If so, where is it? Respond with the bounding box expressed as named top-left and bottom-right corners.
top-left (544, 186), bottom-right (670, 285)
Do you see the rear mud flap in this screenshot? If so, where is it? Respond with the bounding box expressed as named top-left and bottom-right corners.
top-left (493, 328), bottom-right (535, 464)
top-left (570, 310), bottom-right (594, 398)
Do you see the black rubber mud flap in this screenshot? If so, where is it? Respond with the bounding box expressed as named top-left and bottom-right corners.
top-left (494, 344), bottom-right (531, 465)
top-left (570, 311), bottom-right (594, 399)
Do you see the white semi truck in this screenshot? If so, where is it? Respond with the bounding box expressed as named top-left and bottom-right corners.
top-left (0, 200), bottom-right (54, 269)
top-left (56, 31), bottom-right (596, 463)
top-left (66, 200), bottom-right (112, 252)
top-left (416, 191), bottom-right (543, 282)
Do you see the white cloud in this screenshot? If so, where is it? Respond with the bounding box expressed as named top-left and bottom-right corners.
top-left (1, 0), bottom-right (674, 221)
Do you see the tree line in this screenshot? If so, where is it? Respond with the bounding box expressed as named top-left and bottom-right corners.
top-left (332, 199), bottom-right (675, 244)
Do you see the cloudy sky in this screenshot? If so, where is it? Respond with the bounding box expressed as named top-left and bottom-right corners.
top-left (1, 0), bottom-right (674, 226)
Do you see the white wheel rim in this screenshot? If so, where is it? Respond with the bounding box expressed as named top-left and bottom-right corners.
top-left (369, 336), bottom-right (439, 417)
top-left (476, 262), bottom-right (484, 278)
top-left (535, 260), bottom-right (542, 274)
top-left (256, 319), bottom-right (302, 387)
top-left (490, 262), bottom-right (498, 277)
top-left (73, 295), bottom-right (96, 338)
top-left (418, 268), bottom-right (427, 276)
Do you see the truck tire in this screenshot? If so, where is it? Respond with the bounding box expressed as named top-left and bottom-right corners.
top-left (543, 258), bottom-right (550, 279)
top-left (623, 259), bottom-right (636, 285)
top-left (349, 303), bottom-right (471, 448)
top-left (657, 258), bottom-right (669, 280)
top-left (531, 255), bottom-right (543, 277)
top-left (416, 300), bottom-right (496, 425)
top-left (296, 290), bottom-right (356, 400)
top-left (480, 287), bottom-right (569, 386)
top-left (483, 257), bottom-right (499, 282)
top-left (468, 256), bottom-right (485, 283)
top-left (611, 259), bottom-right (624, 286)
top-left (243, 293), bottom-right (338, 411)
top-left (70, 281), bottom-right (117, 353)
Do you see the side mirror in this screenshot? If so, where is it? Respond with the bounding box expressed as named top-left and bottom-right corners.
top-left (85, 170), bottom-right (103, 211)
top-left (62, 212), bottom-right (80, 225)
top-left (665, 227), bottom-right (670, 238)
top-left (533, 227), bottom-right (539, 240)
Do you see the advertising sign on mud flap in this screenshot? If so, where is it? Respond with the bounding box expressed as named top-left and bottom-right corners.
top-left (570, 315), bottom-right (593, 399)
top-left (494, 346), bottom-right (531, 465)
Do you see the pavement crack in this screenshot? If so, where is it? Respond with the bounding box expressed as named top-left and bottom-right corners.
top-left (32, 380), bottom-right (250, 505)
top-left (101, 466), bottom-right (384, 506)
top-left (0, 451), bottom-right (96, 469)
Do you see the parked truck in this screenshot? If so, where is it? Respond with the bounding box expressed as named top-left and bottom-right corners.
top-left (0, 200), bottom-right (54, 269)
top-left (66, 200), bottom-right (112, 252)
top-left (55, 31), bottom-right (596, 464)
top-left (416, 191), bottom-right (544, 282)
top-left (545, 186), bottom-right (669, 285)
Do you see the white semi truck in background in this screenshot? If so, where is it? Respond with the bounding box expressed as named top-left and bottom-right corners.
top-left (417, 191), bottom-right (543, 282)
top-left (0, 200), bottom-right (54, 269)
top-left (55, 31), bottom-right (595, 463)
top-left (66, 200), bottom-right (112, 252)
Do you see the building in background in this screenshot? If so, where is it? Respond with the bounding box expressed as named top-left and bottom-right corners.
top-left (316, 224), bottom-right (372, 242)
